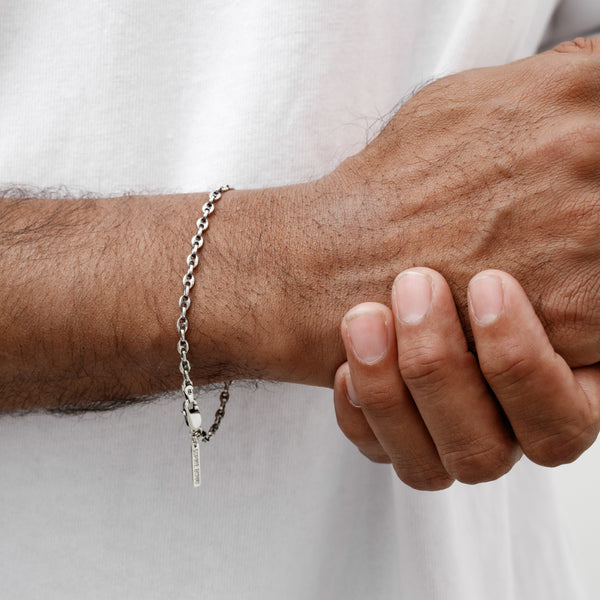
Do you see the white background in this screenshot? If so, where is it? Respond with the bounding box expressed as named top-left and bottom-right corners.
top-left (555, 440), bottom-right (600, 598)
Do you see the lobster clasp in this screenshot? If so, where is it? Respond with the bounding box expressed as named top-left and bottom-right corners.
top-left (182, 386), bottom-right (202, 434)
top-left (184, 403), bottom-right (202, 433)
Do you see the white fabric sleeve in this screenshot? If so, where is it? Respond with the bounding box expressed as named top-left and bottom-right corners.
top-left (541, 0), bottom-right (600, 48)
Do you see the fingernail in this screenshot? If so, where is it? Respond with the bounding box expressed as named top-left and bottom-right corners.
top-left (469, 275), bottom-right (504, 325)
top-left (344, 308), bottom-right (388, 365)
top-left (345, 372), bottom-right (361, 408)
top-left (393, 271), bottom-right (433, 324)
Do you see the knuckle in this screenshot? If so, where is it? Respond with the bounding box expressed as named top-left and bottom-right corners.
top-left (553, 37), bottom-right (600, 57)
top-left (440, 439), bottom-right (518, 484)
top-left (523, 416), bottom-right (600, 467)
top-left (335, 409), bottom-right (392, 463)
top-left (357, 386), bottom-right (402, 418)
top-left (398, 344), bottom-right (450, 396)
top-left (392, 458), bottom-right (454, 491)
top-left (540, 120), bottom-right (600, 177)
top-left (550, 274), bottom-right (600, 336)
top-left (335, 413), bottom-right (374, 447)
top-left (396, 468), bottom-right (455, 491)
top-left (480, 345), bottom-right (537, 391)
top-left (359, 448), bottom-right (392, 464)
top-left (534, 55), bottom-right (600, 103)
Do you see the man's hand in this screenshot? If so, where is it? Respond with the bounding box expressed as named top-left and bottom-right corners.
top-left (333, 268), bottom-right (600, 490)
top-left (287, 37), bottom-right (600, 385)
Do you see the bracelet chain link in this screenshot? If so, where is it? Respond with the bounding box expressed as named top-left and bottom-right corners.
top-left (177, 186), bottom-right (232, 486)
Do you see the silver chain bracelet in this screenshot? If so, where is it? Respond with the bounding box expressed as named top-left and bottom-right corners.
top-left (177, 185), bottom-right (232, 487)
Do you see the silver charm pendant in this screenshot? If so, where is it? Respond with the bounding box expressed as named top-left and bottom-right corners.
top-left (191, 437), bottom-right (201, 488)
top-left (183, 387), bottom-right (203, 488)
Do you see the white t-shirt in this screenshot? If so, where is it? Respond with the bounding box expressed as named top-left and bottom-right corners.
top-left (1, 1), bottom-right (599, 598)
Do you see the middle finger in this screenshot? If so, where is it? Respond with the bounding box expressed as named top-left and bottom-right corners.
top-left (392, 268), bottom-right (521, 484)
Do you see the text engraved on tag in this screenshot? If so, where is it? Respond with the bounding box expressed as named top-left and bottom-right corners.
top-left (191, 440), bottom-right (201, 487)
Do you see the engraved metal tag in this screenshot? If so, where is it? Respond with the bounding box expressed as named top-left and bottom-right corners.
top-left (191, 439), bottom-right (201, 487)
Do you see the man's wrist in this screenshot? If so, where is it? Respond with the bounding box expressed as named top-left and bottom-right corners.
top-left (0, 187), bottom-right (301, 410)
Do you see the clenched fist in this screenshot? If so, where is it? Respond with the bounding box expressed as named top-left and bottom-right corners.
top-left (334, 268), bottom-right (600, 490)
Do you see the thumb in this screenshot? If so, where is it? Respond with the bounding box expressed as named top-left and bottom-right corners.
top-left (551, 36), bottom-right (600, 57)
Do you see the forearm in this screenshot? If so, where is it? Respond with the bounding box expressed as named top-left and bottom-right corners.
top-left (0, 187), bottom-right (318, 411)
